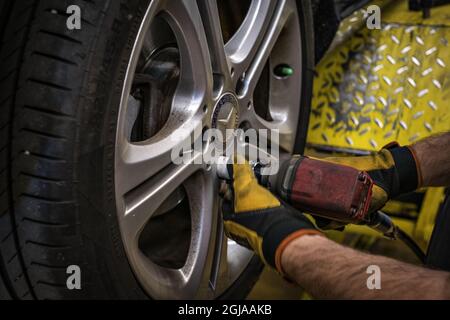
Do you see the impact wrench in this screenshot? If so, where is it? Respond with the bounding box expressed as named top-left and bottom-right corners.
top-left (217, 155), bottom-right (399, 240)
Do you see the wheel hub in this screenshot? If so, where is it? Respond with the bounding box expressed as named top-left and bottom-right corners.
top-left (211, 93), bottom-right (240, 136)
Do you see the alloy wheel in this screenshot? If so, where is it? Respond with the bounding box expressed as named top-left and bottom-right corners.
top-left (115, 0), bottom-right (304, 299)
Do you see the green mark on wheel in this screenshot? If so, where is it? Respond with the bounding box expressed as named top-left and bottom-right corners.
top-left (274, 64), bottom-right (294, 78)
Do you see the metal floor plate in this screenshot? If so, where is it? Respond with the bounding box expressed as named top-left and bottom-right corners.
top-left (250, 1), bottom-right (449, 299)
top-left (308, 0), bottom-right (450, 152)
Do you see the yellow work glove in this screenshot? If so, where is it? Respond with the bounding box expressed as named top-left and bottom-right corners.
top-left (320, 142), bottom-right (422, 215)
top-left (222, 160), bottom-right (322, 274)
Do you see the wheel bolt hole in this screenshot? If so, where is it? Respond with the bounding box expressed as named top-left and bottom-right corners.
top-left (235, 73), bottom-right (246, 96)
top-left (203, 104), bottom-right (208, 114)
top-left (239, 121), bottom-right (251, 130)
top-left (238, 121), bottom-right (252, 143)
top-left (212, 73), bottom-right (224, 97)
top-left (247, 101), bottom-right (252, 110)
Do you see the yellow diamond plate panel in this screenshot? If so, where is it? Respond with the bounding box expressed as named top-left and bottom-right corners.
top-left (308, 0), bottom-right (450, 151)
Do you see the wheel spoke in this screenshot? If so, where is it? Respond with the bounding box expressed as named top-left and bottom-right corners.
top-left (122, 171), bottom-right (217, 299)
top-left (207, 210), bottom-right (225, 292)
top-left (240, 111), bottom-right (295, 153)
top-left (116, 117), bottom-right (203, 196)
top-left (225, 0), bottom-right (276, 77)
top-left (163, 0), bottom-right (213, 94)
top-left (208, 224), bottom-right (254, 295)
top-left (188, 176), bottom-right (221, 298)
top-left (223, 239), bottom-right (254, 289)
top-left (197, 0), bottom-right (231, 86)
top-left (237, 0), bottom-right (296, 97)
top-left (120, 152), bottom-right (203, 242)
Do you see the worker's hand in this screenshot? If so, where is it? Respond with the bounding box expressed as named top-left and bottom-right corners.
top-left (320, 143), bottom-right (421, 214)
top-left (221, 158), bottom-right (322, 274)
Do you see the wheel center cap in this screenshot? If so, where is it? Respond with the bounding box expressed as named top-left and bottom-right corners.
top-left (211, 93), bottom-right (239, 136)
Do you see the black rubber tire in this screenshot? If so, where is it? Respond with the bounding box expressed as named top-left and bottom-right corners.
top-left (0, 0), bottom-right (315, 299)
top-left (426, 191), bottom-right (450, 271)
top-left (311, 0), bottom-right (340, 64)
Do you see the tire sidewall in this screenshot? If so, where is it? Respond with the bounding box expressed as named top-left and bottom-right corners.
top-left (75, 0), bottom-right (150, 299)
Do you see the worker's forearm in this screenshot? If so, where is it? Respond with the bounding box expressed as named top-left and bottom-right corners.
top-left (411, 132), bottom-right (450, 187)
top-left (282, 235), bottom-right (450, 299)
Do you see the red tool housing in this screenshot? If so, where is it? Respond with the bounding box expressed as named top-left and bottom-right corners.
top-left (287, 158), bottom-right (374, 224)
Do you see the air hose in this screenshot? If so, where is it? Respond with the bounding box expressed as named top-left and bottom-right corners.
top-left (371, 211), bottom-right (426, 264)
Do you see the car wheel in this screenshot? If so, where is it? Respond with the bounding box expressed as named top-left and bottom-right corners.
top-left (0, 0), bottom-right (314, 299)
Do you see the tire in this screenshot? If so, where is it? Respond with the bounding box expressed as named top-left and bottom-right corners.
top-left (311, 0), bottom-right (340, 64)
top-left (0, 0), bottom-right (314, 299)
